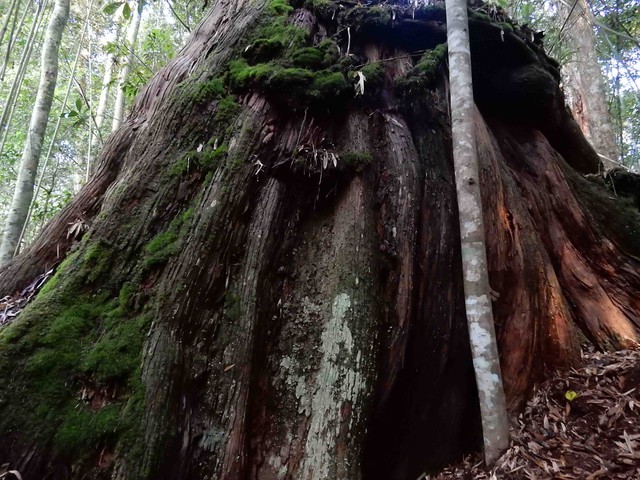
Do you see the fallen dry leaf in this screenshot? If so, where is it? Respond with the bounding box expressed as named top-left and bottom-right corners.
top-left (433, 348), bottom-right (640, 480)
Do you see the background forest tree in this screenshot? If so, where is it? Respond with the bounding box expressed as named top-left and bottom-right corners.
top-left (508, 0), bottom-right (640, 167)
top-left (0, 0), bottom-right (200, 253)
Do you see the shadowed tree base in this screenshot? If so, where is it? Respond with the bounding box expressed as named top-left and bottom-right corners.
top-left (0, 1), bottom-right (639, 479)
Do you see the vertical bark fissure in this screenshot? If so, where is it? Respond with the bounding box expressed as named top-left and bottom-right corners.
top-left (475, 115), bottom-right (581, 404)
top-left (372, 111), bottom-right (421, 403)
top-left (487, 120), bottom-right (640, 348)
top-left (117, 96), bottom-right (274, 478)
top-left (238, 103), bottom-right (384, 479)
top-left (366, 89), bottom-right (483, 478)
top-left (253, 175), bottom-right (379, 480)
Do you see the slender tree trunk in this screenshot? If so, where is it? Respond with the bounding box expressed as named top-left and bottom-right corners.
top-left (111, 3), bottom-right (143, 132)
top-left (0, 0), bottom-right (47, 159)
top-left (94, 54), bottom-right (115, 133)
top-left (612, 2), bottom-right (625, 161)
top-left (1, 5), bottom-right (33, 84)
top-left (0, 0), bottom-right (22, 80)
top-left (557, 0), bottom-right (619, 169)
top-left (445, 0), bottom-right (508, 465)
top-left (0, 0), bottom-right (20, 49)
top-left (0, 0), bottom-right (70, 264)
top-left (36, 156), bottom-right (60, 233)
top-left (86, 25), bottom-right (93, 182)
top-left (89, 24), bottom-right (121, 172)
top-left (16, 1), bottom-right (93, 250)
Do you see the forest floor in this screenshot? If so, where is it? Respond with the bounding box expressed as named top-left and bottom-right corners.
top-left (433, 348), bottom-right (640, 480)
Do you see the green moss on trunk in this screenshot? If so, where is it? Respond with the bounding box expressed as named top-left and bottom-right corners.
top-left (0, 249), bottom-right (151, 465)
top-left (144, 208), bottom-right (194, 268)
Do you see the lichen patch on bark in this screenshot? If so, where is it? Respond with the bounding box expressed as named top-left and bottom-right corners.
top-left (296, 292), bottom-right (365, 479)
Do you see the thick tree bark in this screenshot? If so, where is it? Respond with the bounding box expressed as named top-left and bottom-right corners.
top-left (0, 1), bottom-right (639, 479)
top-left (0, 0), bottom-right (69, 264)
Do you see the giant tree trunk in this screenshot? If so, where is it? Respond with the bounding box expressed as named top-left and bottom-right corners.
top-left (1, 1), bottom-right (640, 479)
top-left (0, 0), bottom-right (70, 264)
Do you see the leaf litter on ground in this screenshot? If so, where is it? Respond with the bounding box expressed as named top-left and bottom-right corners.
top-left (429, 348), bottom-right (640, 480)
top-left (0, 268), bottom-right (53, 327)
